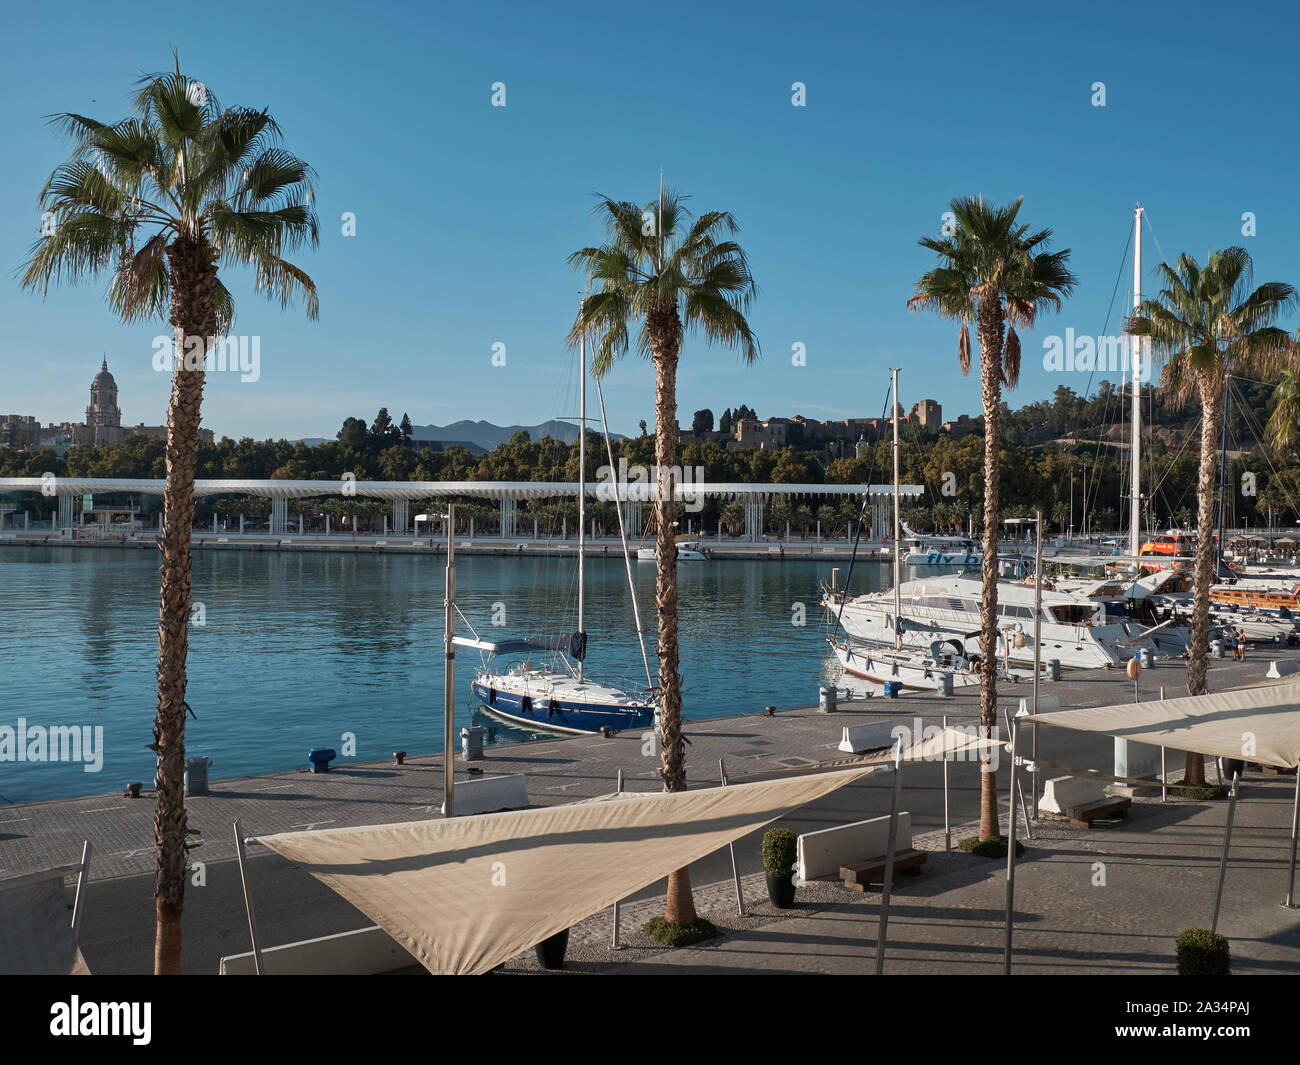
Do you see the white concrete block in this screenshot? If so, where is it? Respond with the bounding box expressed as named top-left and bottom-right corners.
top-left (1039, 775), bottom-right (1108, 815)
top-left (1115, 737), bottom-right (1162, 781)
top-left (220, 925), bottom-right (413, 975)
top-left (1019, 694), bottom-right (1060, 715)
top-left (797, 812), bottom-right (912, 881)
top-left (838, 722), bottom-right (899, 753)
top-left (442, 773), bottom-right (528, 816)
top-left (1267, 660), bottom-right (1299, 678)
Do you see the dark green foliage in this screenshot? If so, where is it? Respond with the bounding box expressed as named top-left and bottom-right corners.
top-left (761, 827), bottom-right (797, 876)
top-left (643, 916), bottom-right (719, 947)
top-left (1175, 928), bottom-right (1231, 975)
top-left (958, 835), bottom-right (1026, 859)
top-left (1168, 784), bottom-right (1228, 800)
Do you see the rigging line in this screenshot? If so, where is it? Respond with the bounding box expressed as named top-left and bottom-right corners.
top-left (1143, 210), bottom-right (1169, 275)
top-left (592, 364), bottom-right (656, 695)
top-left (1084, 217), bottom-right (1134, 401)
top-left (833, 381), bottom-right (896, 635)
top-left (1148, 413), bottom-right (1203, 522)
top-left (1228, 374), bottom-right (1300, 516)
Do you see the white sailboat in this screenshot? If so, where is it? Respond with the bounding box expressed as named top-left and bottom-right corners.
top-left (828, 369), bottom-right (995, 688)
top-left (827, 228), bottom-right (1193, 678)
top-left (468, 320), bottom-right (656, 734)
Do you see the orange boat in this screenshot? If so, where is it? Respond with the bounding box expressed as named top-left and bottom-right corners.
top-left (1140, 532), bottom-right (1193, 557)
top-left (1211, 583), bottom-right (1300, 611)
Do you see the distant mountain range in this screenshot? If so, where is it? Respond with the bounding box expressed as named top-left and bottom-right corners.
top-left (408, 419), bottom-right (601, 449)
top-left (295, 419), bottom-right (623, 452)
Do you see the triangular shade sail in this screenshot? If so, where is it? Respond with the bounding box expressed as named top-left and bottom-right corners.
top-left (0, 874), bottom-right (89, 976)
top-left (897, 726), bottom-right (1007, 763)
top-left (257, 766), bottom-right (876, 975)
top-left (1028, 680), bottom-right (1300, 769)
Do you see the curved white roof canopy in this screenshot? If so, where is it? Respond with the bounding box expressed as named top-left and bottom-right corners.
top-left (1029, 679), bottom-right (1300, 769)
top-left (0, 477), bottom-right (923, 502)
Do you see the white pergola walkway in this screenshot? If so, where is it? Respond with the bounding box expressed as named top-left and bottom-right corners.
top-left (0, 477), bottom-right (922, 541)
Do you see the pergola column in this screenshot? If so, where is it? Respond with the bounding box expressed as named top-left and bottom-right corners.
top-left (269, 497), bottom-right (288, 536)
top-left (392, 499), bottom-right (409, 535)
top-left (56, 494), bottom-right (74, 531)
top-left (745, 497), bottom-right (765, 543)
top-left (500, 498), bottom-right (516, 538)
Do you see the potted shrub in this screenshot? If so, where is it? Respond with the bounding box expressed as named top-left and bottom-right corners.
top-left (762, 827), bottom-right (798, 908)
top-left (1175, 928), bottom-right (1230, 975)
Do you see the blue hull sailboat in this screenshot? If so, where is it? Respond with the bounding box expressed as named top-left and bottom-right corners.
top-left (468, 317), bottom-right (657, 735)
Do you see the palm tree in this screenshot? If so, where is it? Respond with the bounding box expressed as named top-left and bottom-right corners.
top-left (1266, 356), bottom-right (1300, 449)
top-left (1130, 249), bottom-right (1294, 784)
top-left (570, 187), bottom-right (758, 928)
top-left (908, 196), bottom-right (1075, 840)
top-left (22, 58), bottom-right (318, 972)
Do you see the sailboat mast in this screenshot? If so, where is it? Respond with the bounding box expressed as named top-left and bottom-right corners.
top-left (578, 324), bottom-right (586, 680)
top-left (1130, 203), bottom-right (1144, 559)
top-left (892, 367), bottom-right (902, 650)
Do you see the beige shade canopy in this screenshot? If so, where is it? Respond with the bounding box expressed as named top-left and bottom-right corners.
top-left (1028, 680), bottom-right (1300, 769)
top-left (257, 765), bottom-right (878, 975)
top-left (0, 872), bottom-right (89, 976)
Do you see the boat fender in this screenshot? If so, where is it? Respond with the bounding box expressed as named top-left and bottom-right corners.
top-left (521, 695), bottom-right (532, 713)
top-left (488, 686), bottom-right (497, 705)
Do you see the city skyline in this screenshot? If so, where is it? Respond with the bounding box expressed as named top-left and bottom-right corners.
top-left (5, 1), bottom-right (1298, 441)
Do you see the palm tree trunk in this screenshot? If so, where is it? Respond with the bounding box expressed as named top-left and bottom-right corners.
top-left (153, 233), bottom-right (217, 974)
top-left (976, 305), bottom-right (1004, 840)
top-left (650, 303), bottom-right (695, 927)
top-left (1184, 370), bottom-right (1224, 786)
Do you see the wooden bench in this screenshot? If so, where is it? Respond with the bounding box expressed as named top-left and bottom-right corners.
top-left (839, 850), bottom-right (928, 891)
top-left (1066, 796), bottom-right (1132, 829)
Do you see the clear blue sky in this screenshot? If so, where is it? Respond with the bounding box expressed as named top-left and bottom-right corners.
top-left (5, 0), bottom-right (1298, 441)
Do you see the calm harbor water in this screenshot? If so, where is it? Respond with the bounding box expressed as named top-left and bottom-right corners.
top-left (0, 546), bottom-right (888, 803)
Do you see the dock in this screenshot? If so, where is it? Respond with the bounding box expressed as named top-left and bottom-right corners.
top-left (3, 648), bottom-right (1297, 974)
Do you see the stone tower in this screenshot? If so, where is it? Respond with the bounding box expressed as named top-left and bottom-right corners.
top-left (85, 358), bottom-right (122, 445)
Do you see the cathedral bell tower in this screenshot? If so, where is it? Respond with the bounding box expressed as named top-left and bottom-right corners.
top-left (85, 358), bottom-right (123, 445)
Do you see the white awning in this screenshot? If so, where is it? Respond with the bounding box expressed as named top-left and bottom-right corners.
top-left (0, 868), bottom-right (89, 976)
top-left (255, 766), bottom-right (876, 975)
top-left (1027, 680), bottom-right (1300, 769)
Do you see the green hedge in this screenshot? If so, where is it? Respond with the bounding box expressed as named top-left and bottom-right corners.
top-left (1175, 928), bottom-right (1230, 975)
top-left (761, 827), bottom-right (798, 876)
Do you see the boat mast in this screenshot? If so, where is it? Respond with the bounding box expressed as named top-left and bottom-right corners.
top-left (1129, 203), bottom-right (1144, 560)
top-left (892, 367), bottom-right (902, 650)
top-left (578, 320), bottom-right (586, 681)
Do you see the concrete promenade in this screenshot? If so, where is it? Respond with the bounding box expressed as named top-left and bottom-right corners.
top-left (2, 650), bottom-right (1297, 974)
top-left (0, 529), bottom-right (894, 561)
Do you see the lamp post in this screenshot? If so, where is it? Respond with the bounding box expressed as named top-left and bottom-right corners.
top-left (443, 504), bottom-right (456, 816)
top-left (1005, 512), bottom-right (1043, 818)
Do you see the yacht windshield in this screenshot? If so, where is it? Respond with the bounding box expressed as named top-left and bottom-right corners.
top-left (1050, 604), bottom-right (1100, 625)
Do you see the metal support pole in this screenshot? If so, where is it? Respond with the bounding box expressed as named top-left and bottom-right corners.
top-left (1284, 770), bottom-right (1299, 908)
top-left (1002, 709), bottom-right (1032, 840)
top-left (233, 820), bottom-right (265, 975)
top-left (443, 504), bottom-right (456, 817)
top-left (1031, 511), bottom-right (1042, 819)
top-left (1211, 773), bottom-right (1240, 934)
top-left (942, 714), bottom-right (951, 853)
top-left (875, 744), bottom-right (903, 975)
top-left (720, 759), bottom-right (747, 916)
top-left (612, 769), bottom-right (624, 947)
top-left (70, 839), bottom-right (92, 939)
top-left (1160, 686), bottom-right (1167, 804)
top-left (1003, 721), bottom-right (1020, 975)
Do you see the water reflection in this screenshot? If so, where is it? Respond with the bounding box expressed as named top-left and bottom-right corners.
top-left (0, 546), bottom-right (887, 801)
